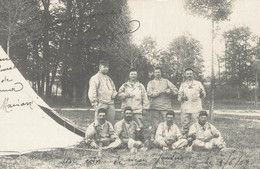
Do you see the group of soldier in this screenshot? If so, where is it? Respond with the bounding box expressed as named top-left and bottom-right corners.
top-left (85, 60), bottom-right (226, 152)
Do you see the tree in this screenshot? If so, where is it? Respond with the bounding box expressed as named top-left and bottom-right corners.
top-left (223, 27), bottom-right (256, 98)
top-left (0, 0), bottom-right (41, 56)
top-left (139, 36), bottom-right (161, 66)
top-left (160, 35), bottom-right (204, 86)
top-left (185, 0), bottom-right (233, 120)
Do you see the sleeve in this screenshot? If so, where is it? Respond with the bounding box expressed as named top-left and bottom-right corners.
top-left (108, 122), bottom-right (115, 138)
top-left (210, 124), bottom-right (221, 136)
top-left (155, 124), bottom-right (165, 141)
top-left (167, 80), bottom-right (178, 95)
top-left (110, 77), bottom-right (118, 98)
top-left (141, 84), bottom-right (150, 109)
top-left (88, 76), bottom-right (98, 104)
top-left (199, 82), bottom-right (206, 98)
top-left (85, 123), bottom-right (96, 139)
top-left (188, 124), bottom-right (197, 137)
top-left (147, 81), bottom-right (159, 98)
top-left (178, 83), bottom-right (184, 102)
top-left (117, 84), bottom-right (127, 100)
top-left (175, 125), bottom-right (182, 140)
top-left (114, 122), bottom-right (122, 139)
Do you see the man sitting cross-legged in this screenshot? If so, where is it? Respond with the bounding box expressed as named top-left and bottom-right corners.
top-left (155, 111), bottom-right (188, 150)
top-left (188, 111), bottom-right (226, 151)
top-left (85, 108), bottom-right (115, 148)
top-left (103, 106), bottom-right (143, 152)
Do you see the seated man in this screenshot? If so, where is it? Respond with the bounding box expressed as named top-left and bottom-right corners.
top-left (85, 108), bottom-right (115, 148)
top-left (188, 111), bottom-right (226, 151)
top-left (155, 111), bottom-right (188, 150)
top-left (104, 106), bottom-right (143, 152)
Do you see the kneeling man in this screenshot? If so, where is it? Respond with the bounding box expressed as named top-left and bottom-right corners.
top-left (188, 111), bottom-right (225, 151)
top-left (155, 111), bottom-right (188, 150)
top-left (85, 108), bottom-right (115, 148)
top-left (107, 106), bottom-right (143, 151)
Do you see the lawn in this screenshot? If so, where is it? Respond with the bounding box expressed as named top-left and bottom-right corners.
top-left (0, 110), bottom-right (259, 169)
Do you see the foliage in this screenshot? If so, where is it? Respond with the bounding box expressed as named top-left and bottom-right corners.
top-left (160, 35), bottom-right (204, 86)
top-left (222, 26), bottom-right (256, 98)
top-left (184, 0), bottom-right (233, 22)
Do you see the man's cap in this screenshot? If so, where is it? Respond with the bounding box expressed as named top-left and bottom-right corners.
top-left (124, 106), bottom-right (133, 113)
top-left (184, 68), bottom-right (194, 72)
top-left (98, 108), bottom-right (107, 114)
top-left (129, 67), bottom-right (137, 73)
top-left (99, 60), bottom-right (109, 66)
top-left (166, 110), bottom-right (175, 117)
top-left (199, 111), bottom-right (208, 117)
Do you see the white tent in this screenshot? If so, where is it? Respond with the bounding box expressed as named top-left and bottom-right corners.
top-left (0, 46), bottom-right (84, 155)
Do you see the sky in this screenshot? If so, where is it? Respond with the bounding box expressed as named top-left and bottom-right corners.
top-left (128, 0), bottom-right (260, 76)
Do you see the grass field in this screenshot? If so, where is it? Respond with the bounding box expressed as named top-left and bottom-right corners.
top-left (0, 110), bottom-right (259, 169)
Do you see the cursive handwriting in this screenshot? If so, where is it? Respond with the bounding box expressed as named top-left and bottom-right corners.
top-left (0, 82), bottom-right (23, 92)
top-left (152, 151), bottom-right (249, 168)
top-left (0, 65), bottom-right (16, 72)
top-left (0, 97), bottom-right (33, 112)
top-left (0, 58), bottom-right (10, 62)
top-left (106, 20), bottom-right (140, 42)
top-left (1, 76), bottom-right (13, 83)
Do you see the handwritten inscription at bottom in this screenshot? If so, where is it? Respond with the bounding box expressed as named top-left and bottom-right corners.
top-left (0, 97), bottom-right (34, 112)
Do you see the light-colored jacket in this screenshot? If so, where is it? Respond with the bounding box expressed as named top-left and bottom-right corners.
top-left (118, 81), bottom-right (149, 113)
top-left (178, 80), bottom-right (206, 113)
top-left (114, 119), bottom-right (140, 140)
top-left (147, 78), bottom-right (178, 110)
top-left (88, 72), bottom-right (117, 105)
top-left (189, 122), bottom-right (224, 142)
top-left (85, 120), bottom-right (114, 140)
top-left (155, 122), bottom-right (182, 145)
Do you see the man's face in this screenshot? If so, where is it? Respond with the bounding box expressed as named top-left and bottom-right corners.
top-left (124, 110), bottom-right (133, 122)
top-left (129, 71), bottom-right (137, 81)
top-left (198, 115), bottom-right (208, 126)
top-left (185, 70), bottom-right (194, 80)
top-left (99, 65), bottom-right (109, 74)
top-left (154, 69), bottom-right (161, 79)
top-left (98, 112), bottom-right (106, 124)
top-left (166, 115), bottom-right (174, 126)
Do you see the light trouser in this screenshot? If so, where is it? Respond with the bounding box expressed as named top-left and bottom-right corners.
top-left (149, 110), bottom-right (168, 135)
top-left (133, 113), bottom-right (143, 128)
top-left (155, 138), bottom-right (188, 149)
top-left (192, 138), bottom-right (226, 150)
top-left (95, 103), bottom-right (116, 125)
top-left (103, 138), bottom-right (142, 149)
top-left (181, 113), bottom-right (199, 136)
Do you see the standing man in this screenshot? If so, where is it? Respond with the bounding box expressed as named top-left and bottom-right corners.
top-left (118, 68), bottom-right (149, 128)
top-left (155, 111), bottom-right (188, 150)
top-left (147, 67), bottom-right (178, 134)
top-left (85, 108), bottom-right (115, 148)
top-left (178, 68), bottom-right (206, 137)
top-left (188, 111), bottom-right (225, 151)
top-left (88, 60), bottom-right (117, 125)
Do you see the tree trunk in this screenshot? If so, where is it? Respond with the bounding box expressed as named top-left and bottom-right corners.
top-left (209, 19), bottom-right (215, 121)
top-left (42, 0), bottom-right (51, 97)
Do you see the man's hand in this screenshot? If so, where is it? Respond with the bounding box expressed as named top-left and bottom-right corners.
top-left (153, 91), bottom-right (161, 97)
top-left (165, 88), bottom-right (171, 94)
top-left (199, 90), bottom-right (205, 98)
top-left (111, 93), bottom-right (117, 99)
top-left (92, 102), bottom-right (98, 109)
top-left (181, 95), bottom-right (188, 102)
top-left (213, 133), bottom-right (219, 138)
top-left (165, 138), bottom-right (176, 146)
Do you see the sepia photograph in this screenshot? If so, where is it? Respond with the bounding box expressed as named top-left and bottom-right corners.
top-left (0, 0), bottom-right (259, 168)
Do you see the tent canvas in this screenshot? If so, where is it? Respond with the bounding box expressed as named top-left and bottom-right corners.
top-left (0, 46), bottom-right (84, 155)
